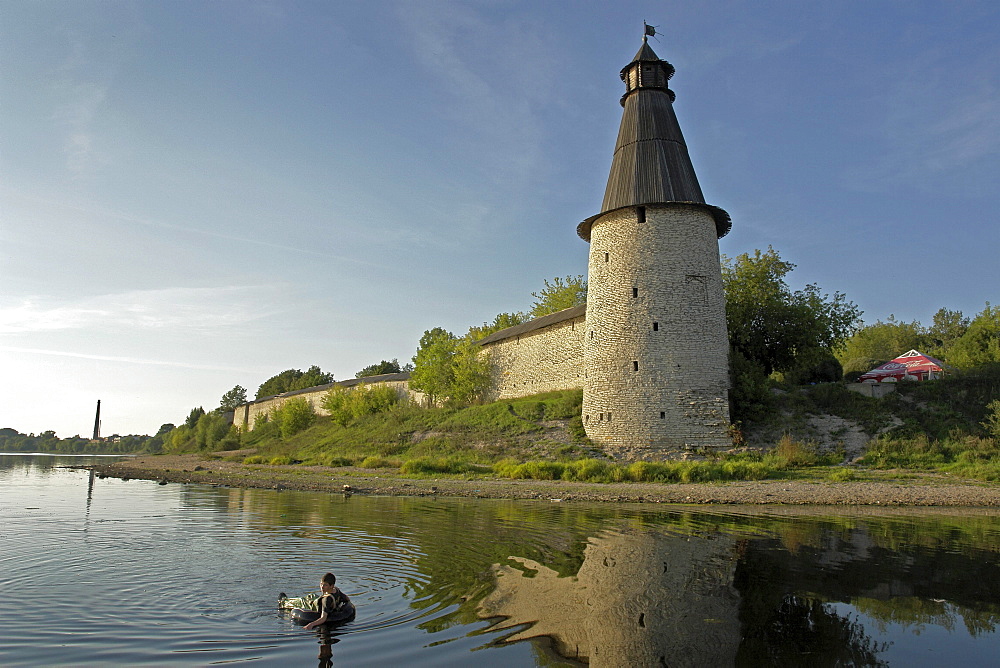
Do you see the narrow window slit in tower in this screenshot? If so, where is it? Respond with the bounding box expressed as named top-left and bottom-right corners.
top-left (660, 411), bottom-right (665, 419)
top-left (653, 322), bottom-right (659, 331)
top-left (607, 413), bottom-right (612, 422)
top-left (604, 252), bottom-right (609, 262)
top-left (633, 361), bottom-right (639, 372)
top-left (632, 287), bottom-right (639, 298)
top-left (636, 206), bottom-right (646, 223)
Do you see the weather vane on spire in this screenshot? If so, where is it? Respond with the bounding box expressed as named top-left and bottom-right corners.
top-left (643, 21), bottom-right (658, 41)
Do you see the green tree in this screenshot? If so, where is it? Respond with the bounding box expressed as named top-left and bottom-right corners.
top-left (728, 349), bottom-right (772, 423)
top-left (722, 247), bottom-right (861, 376)
top-left (256, 365), bottom-right (334, 398)
top-left (467, 312), bottom-right (528, 341)
top-left (194, 411), bottom-right (230, 450)
top-left (783, 347), bottom-right (844, 385)
top-left (947, 303), bottom-right (1000, 369)
top-left (835, 317), bottom-right (929, 375)
top-left (528, 275), bottom-right (587, 318)
top-left (355, 359), bottom-right (403, 378)
top-left (323, 383), bottom-right (402, 426)
top-left (218, 385), bottom-right (248, 412)
top-left (409, 328), bottom-right (458, 405)
top-left (273, 397), bottom-right (315, 437)
top-left (184, 407), bottom-right (206, 428)
top-left (450, 337), bottom-right (492, 404)
top-left (165, 425), bottom-right (194, 453)
top-left (928, 308), bottom-right (969, 355)
top-left (982, 400), bottom-right (1000, 440)
top-left (144, 423), bottom-right (175, 454)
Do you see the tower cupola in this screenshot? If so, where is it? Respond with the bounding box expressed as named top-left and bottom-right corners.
top-left (578, 31), bottom-right (731, 242)
top-left (619, 38), bottom-right (676, 105)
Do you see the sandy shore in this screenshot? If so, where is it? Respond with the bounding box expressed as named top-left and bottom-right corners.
top-left (86, 453), bottom-right (1000, 507)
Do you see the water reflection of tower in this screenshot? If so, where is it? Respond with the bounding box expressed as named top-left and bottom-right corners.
top-left (479, 530), bottom-right (741, 666)
top-left (92, 399), bottom-right (101, 441)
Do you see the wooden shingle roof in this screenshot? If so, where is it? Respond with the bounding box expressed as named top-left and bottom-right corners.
top-left (578, 38), bottom-right (731, 242)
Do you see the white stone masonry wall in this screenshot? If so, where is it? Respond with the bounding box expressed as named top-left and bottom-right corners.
top-left (481, 314), bottom-right (586, 401)
top-left (583, 205), bottom-right (731, 456)
top-left (234, 379), bottom-right (424, 431)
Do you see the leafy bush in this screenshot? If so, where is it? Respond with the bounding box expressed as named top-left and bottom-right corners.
top-left (323, 383), bottom-right (403, 426)
top-left (828, 468), bottom-right (856, 482)
top-left (399, 456), bottom-right (482, 475)
top-left (359, 455), bottom-right (399, 469)
top-left (194, 411), bottom-right (231, 450)
top-left (561, 458), bottom-right (610, 482)
top-left (982, 400), bottom-right (1000, 439)
top-left (273, 398), bottom-right (315, 437)
top-left (729, 349), bottom-right (775, 424)
top-left (783, 348), bottom-right (844, 385)
top-left (493, 459), bottom-right (565, 480)
top-left (316, 454), bottom-right (355, 467)
top-left (773, 434), bottom-right (821, 467)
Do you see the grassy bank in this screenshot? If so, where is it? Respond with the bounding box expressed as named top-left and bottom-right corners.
top-left (171, 365), bottom-right (1000, 484)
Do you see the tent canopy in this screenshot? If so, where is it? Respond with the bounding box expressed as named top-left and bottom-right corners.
top-left (859, 350), bottom-right (946, 383)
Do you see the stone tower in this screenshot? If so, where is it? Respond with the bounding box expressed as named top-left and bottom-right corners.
top-left (578, 33), bottom-right (732, 457)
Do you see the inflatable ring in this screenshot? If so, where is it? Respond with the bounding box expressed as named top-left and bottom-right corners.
top-left (290, 600), bottom-right (356, 626)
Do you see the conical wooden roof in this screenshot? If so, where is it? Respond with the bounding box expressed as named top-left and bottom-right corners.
top-left (578, 38), bottom-right (731, 241)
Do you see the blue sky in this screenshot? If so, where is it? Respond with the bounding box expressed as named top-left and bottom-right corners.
top-left (2, 1), bottom-right (997, 438)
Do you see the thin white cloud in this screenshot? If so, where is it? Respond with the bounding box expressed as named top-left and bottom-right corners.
top-left (56, 82), bottom-right (107, 177)
top-left (1, 188), bottom-right (393, 269)
top-left (396, 3), bottom-right (551, 202)
top-left (49, 29), bottom-right (111, 180)
top-left (0, 286), bottom-right (281, 334)
top-left (0, 345), bottom-right (257, 372)
top-left (846, 58), bottom-right (1000, 195)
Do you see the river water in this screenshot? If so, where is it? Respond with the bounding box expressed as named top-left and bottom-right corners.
top-left (2, 454), bottom-right (1000, 667)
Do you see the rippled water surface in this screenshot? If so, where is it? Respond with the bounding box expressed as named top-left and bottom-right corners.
top-left (2, 454), bottom-right (1000, 667)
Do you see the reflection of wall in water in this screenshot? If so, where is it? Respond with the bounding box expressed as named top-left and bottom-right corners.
top-left (479, 530), bottom-right (740, 667)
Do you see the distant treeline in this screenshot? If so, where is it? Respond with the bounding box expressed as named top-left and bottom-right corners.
top-left (0, 428), bottom-right (159, 455)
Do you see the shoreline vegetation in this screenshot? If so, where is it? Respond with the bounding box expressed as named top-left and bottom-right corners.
top-left (21, 364), bottom-right (1000, 507)
top-left (89, 452), bottom-right (1000, 507)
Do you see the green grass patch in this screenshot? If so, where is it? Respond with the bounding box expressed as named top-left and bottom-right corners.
top-left (859, 433), bottom-right (1000, 480)
top-left (359, 455), bottom-right (400, 469)
top-left (827, 467), bottom-right (857, 482)
top-left (492, 456), bottom-right (776, 483)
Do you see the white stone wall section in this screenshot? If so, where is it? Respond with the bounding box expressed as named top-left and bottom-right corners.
top-left (481, 315), bottom-right (586, 401)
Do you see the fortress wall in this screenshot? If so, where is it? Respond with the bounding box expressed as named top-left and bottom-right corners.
top-left (235, 378), bottom-right (424, 431)
top-left (480, 313), bottom-right (586, 401)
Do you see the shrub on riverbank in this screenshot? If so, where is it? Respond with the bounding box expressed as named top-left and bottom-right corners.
top-left (493, 453), bottom-right (792, 483)
top-left (859, 434), bottom-right (1000, 480)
